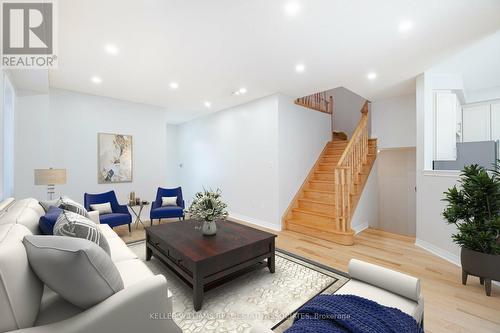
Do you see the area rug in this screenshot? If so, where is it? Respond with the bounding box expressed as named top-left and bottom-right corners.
top-left (129, 242), bottom-right (349, 333)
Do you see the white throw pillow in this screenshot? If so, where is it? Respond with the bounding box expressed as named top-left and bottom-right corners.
top-left (89, 202), bottom-right (112, 215)
top-left (161, 196), bottom-right (177, 207)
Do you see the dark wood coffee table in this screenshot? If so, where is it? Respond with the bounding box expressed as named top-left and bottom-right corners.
top-left (145, 220), bottom-right (276, 311)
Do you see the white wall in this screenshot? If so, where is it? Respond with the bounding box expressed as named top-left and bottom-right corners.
top-left (165, 124), bottom-right (179, 188)
top-left (15, 89), bottom-right (171, 219)
top-left (277, 94), bottom-right (331, 216)
top-left (328, 87), bottom-right (369, 138)
top-left (351, 160), bottom-right (379, 233)
top-left (176, 95), bottom-right (280, 229)
top-left (372, 94), bottom-right (416, 149)
top-left (416, 73), bottom-right (461, 264)
top-left (375, 148), bottom-right (416, 236)
top-left (0, 71), bottom-right (4, 200)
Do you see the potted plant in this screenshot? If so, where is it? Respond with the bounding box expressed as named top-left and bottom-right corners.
top-left (186, 188), bottom-right (228, 236)
top-left (442, 162), bottom-right (500, 296)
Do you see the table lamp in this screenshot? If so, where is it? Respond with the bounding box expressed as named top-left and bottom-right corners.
top-left (34, 168), bottom-right (67, 200)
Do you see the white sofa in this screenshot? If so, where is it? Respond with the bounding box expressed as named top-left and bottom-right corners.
top-left (0, 198), bottom-right (181, 333)
top-left (252, 258), bottom-right (424, 332)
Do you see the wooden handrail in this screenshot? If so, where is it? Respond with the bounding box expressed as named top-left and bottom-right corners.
top-left (295, 92), bottom-right (333, 114)
top-left (333, 101), bottom-right (370, 232)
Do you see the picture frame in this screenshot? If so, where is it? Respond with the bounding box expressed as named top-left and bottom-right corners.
top-left (97, 133), bottom-right (133, 183)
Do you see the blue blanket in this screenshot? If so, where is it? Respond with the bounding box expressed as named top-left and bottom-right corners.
top-left (285, 294), bottom-right (423, 333)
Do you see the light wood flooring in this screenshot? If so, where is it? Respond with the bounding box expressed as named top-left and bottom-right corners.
top-left (117, 220), bottom-right (500, 333)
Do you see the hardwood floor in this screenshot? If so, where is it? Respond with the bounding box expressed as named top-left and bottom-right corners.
top-left (117, 220), bottom-right (500, 332)
top-left (275, 228), bottom-right (500, 333)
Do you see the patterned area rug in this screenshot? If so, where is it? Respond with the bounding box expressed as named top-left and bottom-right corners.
top-left (129, 242), bottom-right (349, 333)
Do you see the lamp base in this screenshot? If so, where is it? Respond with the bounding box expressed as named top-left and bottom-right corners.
top-left (47, 184), bottom-right (55, 200)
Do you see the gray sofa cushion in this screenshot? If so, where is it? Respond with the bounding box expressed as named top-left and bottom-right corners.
top-left (53, 210), bottom-right (110, 255)
top-left (0, 224), bottom-right (44, 332)
top-left (23, 235), bottom-right (124, 309)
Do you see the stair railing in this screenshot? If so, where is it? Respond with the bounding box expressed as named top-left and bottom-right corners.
top-left (295, 92), bottom-right (333, 114)
top-left (333, 101), bottom-right (370, 232)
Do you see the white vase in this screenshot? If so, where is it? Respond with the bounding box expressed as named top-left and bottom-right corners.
top-left (202, 220), bottom-right (217, 236)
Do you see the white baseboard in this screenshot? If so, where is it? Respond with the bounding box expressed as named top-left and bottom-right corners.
top-left (352, 222), bottom-right (369, 235)
top-left (415, 238), bottom-right (460, 267)
top-left (415, 239), bottom-right (500, 287)
top-left (228, 212), bottom-right (282, 232)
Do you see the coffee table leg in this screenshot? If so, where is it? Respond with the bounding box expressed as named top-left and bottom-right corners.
top-left (268, 240), bottom-right (275, 273)
top-left (193, 265), bottom-right (203, 311)
top-left (145, 234), bottom-right (152, 261)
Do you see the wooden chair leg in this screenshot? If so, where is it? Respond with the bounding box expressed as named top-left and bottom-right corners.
top-left (128, 223), bottom-right (131, 233)
top-left (462, 270), bottom-right (468, 285)
top-left (485, 279), bottom-right (492, 296)
top-left (159, 218), bottom-right (161, 224)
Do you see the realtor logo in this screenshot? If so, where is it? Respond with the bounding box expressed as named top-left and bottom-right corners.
top-left (1, 0), bottom-right (58, 68)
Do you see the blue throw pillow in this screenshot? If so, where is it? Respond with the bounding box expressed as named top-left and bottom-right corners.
top-left (39, 206), bottom-right (64, 235)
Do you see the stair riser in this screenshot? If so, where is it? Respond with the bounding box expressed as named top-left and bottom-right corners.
top-left (304, 191), bottom-right (335, 202)
top-left (308, 182), bottom-right (334, 191)
top-left (326, 148), bottom-right (344, 155)
top-left (321, 157), bottom-right (339, 164)
top-left (314, 172), bottom-right (334, 181)
top-left (328, 142), bottom-right (348, 147)
top-left (298, 200), bottom-right (335, 214)
top-left (318, 164), bottom-right (336, 172)
top-left (292, 210), bottom-right (335, 224)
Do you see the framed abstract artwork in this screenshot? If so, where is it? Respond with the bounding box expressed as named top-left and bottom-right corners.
top-left (97, 133), bottom-right (133, 183)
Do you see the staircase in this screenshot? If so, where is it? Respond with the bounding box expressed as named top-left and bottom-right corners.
top-left (283, 101), bottom-right (377, 245)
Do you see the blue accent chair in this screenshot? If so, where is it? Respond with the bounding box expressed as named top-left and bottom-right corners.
top-left (84, 190), bottom-right (132, 232)
top-left (150, 187), bottom-right (185, 225)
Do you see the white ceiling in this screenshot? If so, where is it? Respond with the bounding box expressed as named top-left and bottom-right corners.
top-left (430, 30), bottom-right (500, 99)
top-left (47, 0), bottom-right (500, 123)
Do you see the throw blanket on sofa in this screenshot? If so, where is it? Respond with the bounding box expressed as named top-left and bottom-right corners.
top-left (285, 294), bottom-right (423, 333)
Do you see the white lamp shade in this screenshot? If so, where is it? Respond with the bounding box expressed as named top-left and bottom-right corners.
top-left (34, 169), bottom-right (67, 185)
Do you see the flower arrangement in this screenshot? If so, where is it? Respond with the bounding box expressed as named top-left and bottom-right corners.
top-left (187, 188), bottom-right (228, 222)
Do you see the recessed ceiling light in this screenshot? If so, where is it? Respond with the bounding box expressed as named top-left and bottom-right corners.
top-left (204, 101), bottom-right (212, 108)
top-left (284, 2), bottom-right (300, 16)
top-left (91, 76), bottom-right (102, 84)
top-left (169, 82), bottom-right (179, 90)
top-left (239, 87), bottom-right (247, 94)
top-left (105, 44), bottom-right (119, 55)
top-left (398, 20), bottom-right (414, 33)
top-left (367, 72), bottom-right (377, 80)
top-left (295, 63), bottom-right (305, 73)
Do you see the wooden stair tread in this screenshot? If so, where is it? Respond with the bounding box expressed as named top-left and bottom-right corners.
top-left (315, 170), bottom-right (334, 174)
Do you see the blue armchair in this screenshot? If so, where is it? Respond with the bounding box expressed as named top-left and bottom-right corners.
top-left (150, 187), bottom-right (185, 224)
top-left (84, 190), bottom-right (132, 232)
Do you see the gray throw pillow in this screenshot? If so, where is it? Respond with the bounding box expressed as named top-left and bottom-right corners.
top-left (54, 210), bottom-right (110, 255)
top-left (39, 198), bottom-right (61, 212)
top-left (22, 235), bottom-right (124, 309)
top-left (39, 196), bottom-right (89, 217)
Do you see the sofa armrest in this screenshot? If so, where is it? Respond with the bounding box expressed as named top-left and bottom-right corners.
top-left (348, 259), bottom-right (421, 302)
top-left (10, 275), bottom-right (181, 333)
top-left (87, 211), bottom-right (100, 224)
